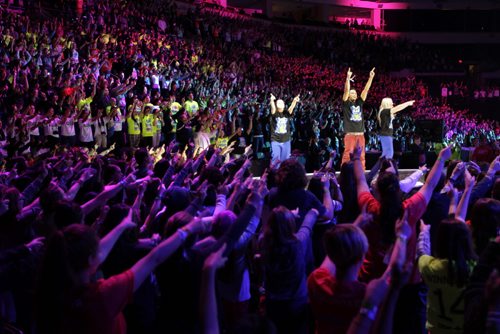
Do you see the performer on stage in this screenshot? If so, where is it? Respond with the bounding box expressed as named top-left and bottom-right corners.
top-left (341, 67), bottom-right (375, 169)
top-left (270, 93), bottom-right (300, 166)
top-left (377, 98), bottom-right (415, 159)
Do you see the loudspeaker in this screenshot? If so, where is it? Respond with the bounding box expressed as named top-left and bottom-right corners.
top-left (415, 119), bottom-right (444, 142)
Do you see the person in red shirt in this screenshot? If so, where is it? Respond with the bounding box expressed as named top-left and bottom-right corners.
top-left (307, 224), bottom-right (368, 334)
top-left (351, 143), bottom-right (451, 283)
top-left (351, 143), bottom-right (452, 333)
top-left (35, 209), bottom-right (207, 334)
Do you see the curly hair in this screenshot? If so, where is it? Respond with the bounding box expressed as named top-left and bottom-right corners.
top-left (275, 159), bottom-right (308, 192)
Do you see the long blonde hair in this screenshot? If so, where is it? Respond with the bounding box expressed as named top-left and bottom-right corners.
top-left (378, 97), bottom-right (393, 125)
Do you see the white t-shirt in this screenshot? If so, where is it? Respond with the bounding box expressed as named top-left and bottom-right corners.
top-left (113, 111), bottom-right (124, 132)
top-left (27, 116), bottom-right (41, 136)
top-left (79, 119), bottom-right (94, 142)
top-left (60, 116), bottom-right (76, 136)
top-left (151, 74), bottom-right (160, 89)
top-left (92, 117), bottom-right (108, 137)
top-left (44, 118), bottom-right (60, 137)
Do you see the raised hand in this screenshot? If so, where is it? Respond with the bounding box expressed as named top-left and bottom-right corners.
top-left (351, 141), bottom-right (363, 160)
top-left (487, 155), bottom-right (500, 176)
top-left (203, 243), bottom-right (228, 271)
top-left (353, 204), bottom-right (373, 228)
top-left (244, 144), bottom-right (253, 156)
top-left (438, 145), bottom-right (452, 162)
top-left (347, 67), bottom-right (353, 79)
top-left (418, 164), bottom-right (428, 173)
top-left (450, 162), bottom-right (466, 181)
top-left (369, 67), bottom-right (376, 78)
top-left (25, 237), bottom-right (45, 254)
top-left (321, 174), bottom-right (330, 189)
top-left (79, 168), bottom-right (96, 183)
top-left (464, 169), bottom-right (476, 190)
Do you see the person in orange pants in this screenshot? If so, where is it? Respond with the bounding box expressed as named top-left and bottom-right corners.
top-left (341, 67), bottom-right (375, 169)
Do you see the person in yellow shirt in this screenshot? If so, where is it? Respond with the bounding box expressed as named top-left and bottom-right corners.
top-left (152, 107), bottom-right (163, 148)
top-left (418, 219), bottom-right (477, 334)
top-left (169, 95), bottom-right (182, 115)
top-left (127, 108), bottom-right (141, 148)
top-left (141, 106), bottom-right (155, 147)
top-left (183, 93), bottom-right (199, 117)
top-left (215, 126), bottom-right (229, 150)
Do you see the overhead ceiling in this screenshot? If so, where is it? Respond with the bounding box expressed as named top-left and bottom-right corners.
top-left (229, 0), bottom-right (500, 10)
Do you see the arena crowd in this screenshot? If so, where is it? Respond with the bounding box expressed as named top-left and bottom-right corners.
top-left (0, 0), bottom-right (499, 333)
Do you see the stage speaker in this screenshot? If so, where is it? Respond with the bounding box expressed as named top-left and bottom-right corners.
top-left (415, 119), bottom-right (444, 142)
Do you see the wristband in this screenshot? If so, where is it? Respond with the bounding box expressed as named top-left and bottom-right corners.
top-left (177, 228), bottom-right (189, 242)
top-left (397, 234), bottom-right (408, 243)
top-left (359, 305), bottom-right (378, 321)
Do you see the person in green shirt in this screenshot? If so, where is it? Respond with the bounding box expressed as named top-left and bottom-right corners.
top-left (183, 92), bottom-right (199, 117)
top-left (127, 108), bottom-right (141, 148)
top-left (418, 219), bottom-right (477, 334)
top-left (141, 106), bottom-right (154, 147)
top-left (169, 95), bottom-right (182, 115)
top-left (152, 107), bottom-right (163, 148)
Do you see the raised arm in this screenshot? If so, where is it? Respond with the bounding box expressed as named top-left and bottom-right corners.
top-left (201, 244), bottom-right (227, 334)
top-left (131, 218), bottom-right (207, 291)
top-left (360, 67), bottom-right (375, 102)
top-left (455, 170), bottom-right (475, 222)
top-left (352, 143), bottom-right (370, 194)
top-left (343, 68), bottom-right (352, 102)
top-left (97, 209), bottom-right (135, 265)
top-left (391, 100), bottom-right (415, 115)
top-left (288, 95), bottom-right (300, 114)
top-left (418, 146), bottom-right (452, 204)
top-left (320, 176), bottom-right (334, 221)
top-left (65, 168), bottom-right (95, 201)
top-left (295, 208), bottom-right (319, 244)
top-left (270, 94), bottom-right (276, 114)
top-left (80, 174), bottom-right (136, 216)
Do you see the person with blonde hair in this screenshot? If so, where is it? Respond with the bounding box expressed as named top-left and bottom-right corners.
top-left (377, 97), bottom-right (415, 159)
